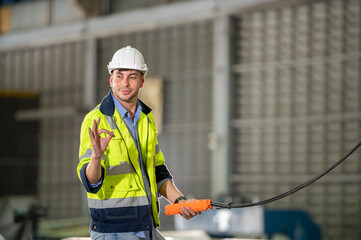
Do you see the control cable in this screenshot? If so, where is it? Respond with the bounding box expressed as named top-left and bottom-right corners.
top-left (165, 140), bottom-right (361, 215)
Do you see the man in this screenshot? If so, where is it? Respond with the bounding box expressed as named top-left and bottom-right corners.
top-left (77, 46), bottom-right (200, 240)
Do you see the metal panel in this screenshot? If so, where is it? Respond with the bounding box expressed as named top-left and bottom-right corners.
top-left (1, 41), bottom-right (86, 219)
top-left (109, 0), bottom-right (162, 13)
top-left (232, 0), bottom-right (361, 239)
top-left (279, 8), bottom-right (292, 61)
top-left (0, 52), bottom-right (8, 89)
top-left (311, 2), bottom-right (326, 57)
top-left (39, 42), bottom-right (85, 219)
top-left (10, 0), bottom-right (47, 31)
top-left (212, 13), bottom-right (232, 197)
top-left (51, 0), bottom-right (85, 24)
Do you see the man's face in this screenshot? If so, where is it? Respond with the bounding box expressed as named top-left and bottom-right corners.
top-left (110, 69), bottom-right (144, 104)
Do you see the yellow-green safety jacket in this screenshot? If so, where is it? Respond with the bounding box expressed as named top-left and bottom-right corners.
top-left (77, 91), bottom-right (172, 233)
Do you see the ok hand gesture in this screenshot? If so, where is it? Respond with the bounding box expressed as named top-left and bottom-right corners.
top-left (88, 117), bottom-right (114, 160)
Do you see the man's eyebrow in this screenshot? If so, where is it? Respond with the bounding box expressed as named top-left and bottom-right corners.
top-left (115, 71), bottom-right (138, 75)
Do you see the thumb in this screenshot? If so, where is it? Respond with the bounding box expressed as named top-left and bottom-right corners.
top-left (105, 131), bottom-right (114, 142)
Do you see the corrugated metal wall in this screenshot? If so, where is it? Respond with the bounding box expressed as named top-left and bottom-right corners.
top-left (0, 42), bottom-right (86, 219)
top-left (51, 0), bottom-right (85, 24)
top-left (5, 0), bottom-right (197, 33)
top-left (232, 0), bottom-right (361, 239)
top-left (37, 43), bottom-right (86, 218)
top-left (109, 0), bottom-right (162, 13)
top-left (108, 0), bottom-right (196, 13)
top-left (10, 0), bottom-right (48, 31)
top-left (8, 0), bottom-right (86, 32)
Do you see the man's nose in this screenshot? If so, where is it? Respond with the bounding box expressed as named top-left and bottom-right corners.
top-left (120, 77), bottom-right (130, 86)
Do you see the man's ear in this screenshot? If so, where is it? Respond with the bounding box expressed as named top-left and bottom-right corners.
top-left (109, 74), bottom-right (113, 87)
top-left (140, 75), bottom-right (145, 88)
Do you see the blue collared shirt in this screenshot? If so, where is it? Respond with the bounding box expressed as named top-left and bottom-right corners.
top-left (110, 92), bottom-right (170, 190)
top-left (111, 92), bottom-right (152, 239)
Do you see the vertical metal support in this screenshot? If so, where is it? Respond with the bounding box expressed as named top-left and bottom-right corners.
top-left (81, 38), bottom-right (97, 216)
top-left (83, 38), bottom-right (97, 110)
top-left (211, 12), bottom-right (232, 198)
top-left (45, 0), bottom-right (51, 26)
top-left (101, 0), bottom-right (110, 15)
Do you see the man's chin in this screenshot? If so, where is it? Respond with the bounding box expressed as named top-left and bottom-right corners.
top-left (117, 95), bottom-right (136, 103)
top-left (113, 91), bottom-right (138, 103)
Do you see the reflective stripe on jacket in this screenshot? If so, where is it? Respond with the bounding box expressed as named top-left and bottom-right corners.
top-left (77, 91), bottom-right (172, 233)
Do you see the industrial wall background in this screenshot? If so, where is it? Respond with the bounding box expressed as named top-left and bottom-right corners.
top-left (0, 0), bottom-right (360, 239)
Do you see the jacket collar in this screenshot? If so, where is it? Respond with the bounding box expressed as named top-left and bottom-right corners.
top-left (99, 90), bottom-right (152, 116)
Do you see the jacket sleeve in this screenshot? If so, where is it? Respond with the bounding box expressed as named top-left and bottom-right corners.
top-left (77, 115), bottom-right (106, 194)
top-left (149, 113), bottom-right (173, 184)
top-left (154, 144), bottom-right (173, 184)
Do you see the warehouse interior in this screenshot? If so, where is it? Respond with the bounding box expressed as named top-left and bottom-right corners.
top-left (0, 0), bottom-right (361, 239)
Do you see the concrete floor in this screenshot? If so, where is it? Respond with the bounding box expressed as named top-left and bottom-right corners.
top-left (38, 218), bottom-right (271, 240)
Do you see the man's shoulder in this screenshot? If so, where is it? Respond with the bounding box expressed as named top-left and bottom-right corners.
top-left (82, 104), bottom-right (103, 122)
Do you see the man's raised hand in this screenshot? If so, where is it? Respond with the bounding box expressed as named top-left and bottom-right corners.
top-left (88, 117), bottom-right (114, 160)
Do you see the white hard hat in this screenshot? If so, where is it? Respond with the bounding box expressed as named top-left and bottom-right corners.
top-left (107, 46), bottom-right (148, 77)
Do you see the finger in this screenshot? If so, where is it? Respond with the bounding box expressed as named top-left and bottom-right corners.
top-left (92, 119), bottom-right (97, 133)
top-left (96, 117), bottom-right (101, 133)
top-left (180, 212), bottom-right (190, 220)
top-left (105, 131), bottom-right (114, 142)
top-left (104, 132), bottom-right (114, 144)
top-left (98, 129), bottom-right (114, 136)
top-left (93, 119), bottom-right (101, 140)
top-left (99, 129), bottom-right (114, 142)
top-left (180, 207), bottom-right (191, 218)
top-left (185, 207), bottom-right (196, 216)
top-left (88, 127), bottom-right (95, 139)
top-left (94, 118), bottom-right (99, 134)
top-left (88, 127), bottom-right (95, 145)
top-left (180, 207), bottom-right (186, 215)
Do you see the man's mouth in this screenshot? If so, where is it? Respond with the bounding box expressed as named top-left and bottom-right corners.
top-left (120, 89), bottom-right (132, 95)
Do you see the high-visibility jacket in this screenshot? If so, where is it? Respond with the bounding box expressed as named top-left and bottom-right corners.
top-left (77, 91), bottom-right (172, 233)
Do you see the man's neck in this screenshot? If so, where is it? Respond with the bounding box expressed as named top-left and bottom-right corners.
top-left (111, 91), bottom-right (138, 119)
top-left (120, 100), bottom-right (137, 119)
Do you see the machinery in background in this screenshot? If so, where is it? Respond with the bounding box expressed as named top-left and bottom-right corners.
top-left (0, 196), bottom-right (47, 240)
top-left (174, 206), bottom-right (321, 240)
top-left (168, 140), bottom-right (359, 239)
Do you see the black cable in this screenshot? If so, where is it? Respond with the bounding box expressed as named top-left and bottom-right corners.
top-left (211, 140), bottom-right (361, 209)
